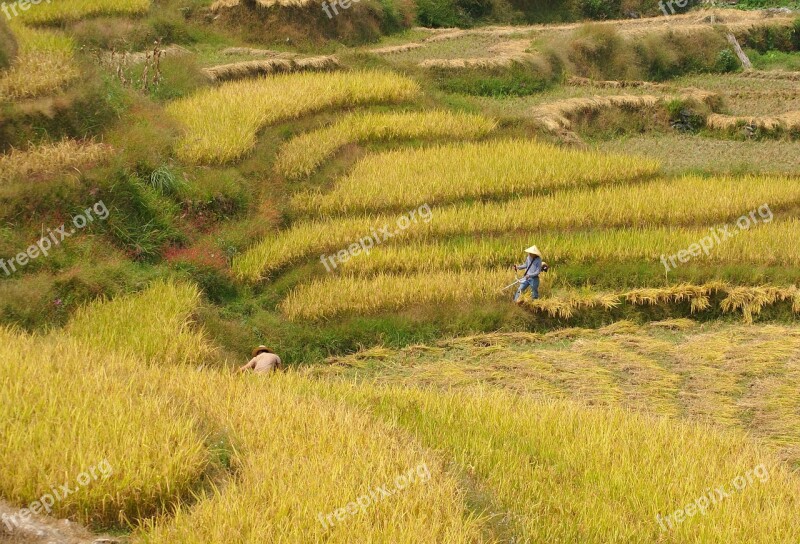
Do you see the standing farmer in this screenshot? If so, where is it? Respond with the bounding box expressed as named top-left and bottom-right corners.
top-left (511, 246), bottom-right (543, 302)
top-left (239, 345), bottom-right (283, 375)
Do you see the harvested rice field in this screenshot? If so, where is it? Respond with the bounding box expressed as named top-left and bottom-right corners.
top-left (2, 1), bottom-right (800, 543)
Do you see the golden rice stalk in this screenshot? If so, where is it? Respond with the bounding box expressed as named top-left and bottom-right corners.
top-left (690, 296), bottom-right (711, 314)
top-left (526, 298), bottom-right (575, 319)
top-left (0, 329), bottom-right (213, 528)
top-left (519, 283), bottom-right (797, 323)
top-left (168, 70), bottom-right (420, 164)
top-left (0, 139), bottom-right (111, 184)
top-left (235, 174), bottom-right (800, 281)
top-left (292, 139), bottom-right (660, 215)
top-left (720, 286), bottom-right (784, 323)
top-left (522, 291), bottom-right (620, 318)
top-left (279, 269), bottom-right (555, 320)
top-left (202, 55), bottom-right (339, 83)
top-left (626, 288), bottom-right (667, 306)
top-left (276, 110), bottom-right (497, 179)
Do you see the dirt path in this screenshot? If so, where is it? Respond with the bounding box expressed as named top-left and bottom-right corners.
top-left (0, 501), bottom-right (119, 544)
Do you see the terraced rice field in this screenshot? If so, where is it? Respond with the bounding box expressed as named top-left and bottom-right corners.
top-left (290, 139), bottom-right (660, 214)
top-left (236, 172), bottom-right (800, 280)
top-left (12, 0), bottom-right (150, 24)
top-left (3, 4), bottom-right (800, 542)
top-left (4, 283), bottom-right (800, 542)
top-left (167, 71), bottom-right (421, 163)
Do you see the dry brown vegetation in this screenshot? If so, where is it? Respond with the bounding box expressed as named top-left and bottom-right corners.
top-left (707, 111), bottom-right (800, 132)
top-left (418, 39), bottom-right (534, 68)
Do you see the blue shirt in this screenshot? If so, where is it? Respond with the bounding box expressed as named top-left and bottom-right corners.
top-left (516, 255), bottom-right (542, 278)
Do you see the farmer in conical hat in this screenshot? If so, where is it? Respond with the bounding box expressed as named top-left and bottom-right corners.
top-left (511, 245), bottom-right (543, 302)
top-left (239, 345), bottom-right (283, 375)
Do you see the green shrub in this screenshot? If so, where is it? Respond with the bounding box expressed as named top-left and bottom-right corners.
top-left (792, 17), bottom-right (800, 51)
top-left (578, 0), bottom-right (621, 20)
top-left (415, 0), bottom-right (468, 27)
top-left (715, 49), bottom-right (740, 73)
top-left (149, 55), bottom-right (208, 102)
top-left (415, 0), bottom-right (495, 27)
top-left (457, 0), bottom-right (494, 18)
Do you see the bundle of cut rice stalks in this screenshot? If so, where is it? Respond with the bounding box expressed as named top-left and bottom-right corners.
top-left (203, 55), bottom-right (340, 82)
top-left (524, 292), bottom-right (621, 319)
top-left (707, 111), bottom-right (800, 132)
top-left (721, 285), bottom-right (800, 324)
top-left (522, 283), bottom-right (799, 323)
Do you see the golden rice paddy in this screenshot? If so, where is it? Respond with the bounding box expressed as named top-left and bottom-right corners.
top-left (4, 7), bottom-right (800, 541)
top-left (335, 220), bottom-right (800, 275)
top-left (275, 110), bottom-right (497, 179)
top-left (235, 173), bottom-right (800, 280)
top-left (0, 25), bottom-right (77, 100)
top-left (0, 140), bottom-right (111, 183)
top-left (167, 71), bottom-right (420, 164)
top-left (291, 139), bottom-right (661, 214)
top-left (4, 282), bottom-right (800, 542)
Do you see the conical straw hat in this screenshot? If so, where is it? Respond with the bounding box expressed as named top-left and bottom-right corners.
top-left (524, 245), bottom-right (541, 257)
